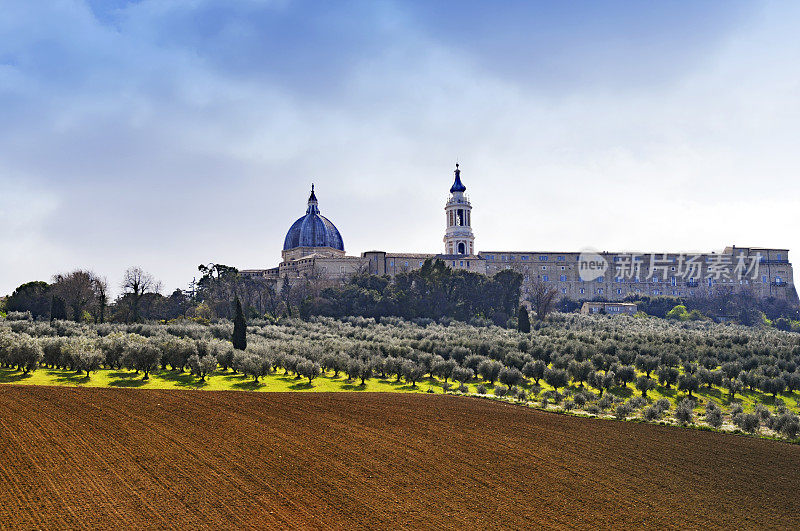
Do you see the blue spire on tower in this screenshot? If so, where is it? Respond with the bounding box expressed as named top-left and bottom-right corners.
top-left (450, 163), bottom-right (466, 193)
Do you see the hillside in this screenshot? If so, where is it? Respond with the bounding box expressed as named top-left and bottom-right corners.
top-left (1, 386), bottom-right (798, 529)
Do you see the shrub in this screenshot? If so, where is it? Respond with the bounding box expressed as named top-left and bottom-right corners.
top-left (615, 403), bottom-right (631, 420)
top-left (586, 404), bottom-right (601, 415)
top-left (705, 407), bottom-right (723, 429)
top-left (598, 395), bottom-right (613, 411)
top-left (563, 399), bottom-right (575, 412)
top-left (643, 406), bottom-right (660, 421)
top-left (654, 398), bottom-right (671, 413)
top-left (736, 413), bottom-right (760, 434)
top-left (457, 383), bottom-right (469, 394)
top-left (476, 384), bottom-right (487, 395)
top-left (675, 398), bottom-right (694, 425)
top-left (573, 393), bottom-right (587, 407)
top-left (494, 385), bottom-right (508, 397)
top-left (628, 396), bottom-right (647, 410)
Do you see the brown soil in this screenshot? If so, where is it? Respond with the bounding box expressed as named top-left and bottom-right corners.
top-left (0, 386), bottom-right (798, 530)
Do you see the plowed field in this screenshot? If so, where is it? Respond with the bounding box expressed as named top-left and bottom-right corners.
top-left (1, 386), bottom-right (798, 529)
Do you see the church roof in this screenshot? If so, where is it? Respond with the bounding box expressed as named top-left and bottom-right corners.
top-left (283, 186), bottom-right (345, 252)
top-left (450, 163), bottom-right (466, 193)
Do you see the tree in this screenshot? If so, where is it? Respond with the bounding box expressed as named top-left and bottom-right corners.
top-left (119, 267), bottom-right (161, 323)
top-left (675, 398), bottom-right (694, 425)
top-left (188, 354), bottom-right (217, 381)
top-left (567, 360), bottom-right (593, 387)
top-left (50, 295), bottom-right (67, 321)
top-left (452, 366), bottom-right (474, 384)
top-left (723, 377), bottom-right (744, 399)
top-left (297, 359), bottom-right (321, 384)
top-left (678, 374), bottom-right (700, 399)
top-left (66, 340), bottom-right (104, 376)
top-left (6, 281), bottom-right (51, 319)
top-left (614, 365), bottom-right (636, 386)
top-left (52, 270), bottom-right (104, 322)
top-left (705, 402), bottom-right (723, 429)
top-left (760, 377), bottom-right (786, 399)
top-left (529, 277), bottom-right (558, 321)
top-left (127, 343), bottom-right (161, 380)
top-left (635, 375), bottom-right (656, 398)
top-left (657, 366), bottom-right (679, 388)
top-left (499, 367), bottom-right (523, 389)
top-left (477, 360), bottom-right (503, 385)
top-left (523, 360), bottom-right (546, 384)
top-left (433, 358), bottom-right (457, 382)
top-left (232, 298), bottom-right (247, 351)
top-left (402, 362), bottom-right (425, 387)
top-left (517, 306), bottom-right (531, 333)
top-left (200, 355), bottom-right (217, 380)
top-left (91, 276), bottom-right (109, 323)
top-left (544, 368), bottom-right (568, 392)
top-left (634, 355), bottom-right (659, 378)
top-left (10, 335), bottom-right (42, 374)
top-left (589, 370), bottom-right (616, 397)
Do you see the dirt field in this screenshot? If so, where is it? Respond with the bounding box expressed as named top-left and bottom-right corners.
top-left (0, 387), bottom-right (798, 530)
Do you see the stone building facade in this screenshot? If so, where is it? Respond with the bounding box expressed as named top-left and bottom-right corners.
top-left (242, 166), bottom-right (797, 305)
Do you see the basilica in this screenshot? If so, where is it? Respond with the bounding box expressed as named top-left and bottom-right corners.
top-left (242, 165), bottom-right (797, 304)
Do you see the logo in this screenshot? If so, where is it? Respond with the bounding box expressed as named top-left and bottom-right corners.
top-left (578, 249), bottom-right (608, 281)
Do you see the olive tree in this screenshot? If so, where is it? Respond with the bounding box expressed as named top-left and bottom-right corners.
top-left (544, 368), bottom-right (568, 392)
top-left (635, 375), bottom-right (656, 398)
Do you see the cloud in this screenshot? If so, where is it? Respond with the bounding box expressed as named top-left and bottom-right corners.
top-left (0, 1), bottom-right (798, 297)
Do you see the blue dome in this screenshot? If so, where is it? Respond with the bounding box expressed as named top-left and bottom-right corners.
top-left (283, 186), bottom-right (345, 252)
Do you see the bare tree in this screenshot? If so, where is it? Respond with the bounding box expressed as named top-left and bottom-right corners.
top-left (528, 277), bottom-right (558, 321)
top-left (52, 270), bottom-right (104, 322)
top-left (120, 267), bottom-right (161, 322)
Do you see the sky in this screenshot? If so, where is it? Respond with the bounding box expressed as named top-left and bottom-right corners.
top-left (1, 0), bottom-right (799, 297)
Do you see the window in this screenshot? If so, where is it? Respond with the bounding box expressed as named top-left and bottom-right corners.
top-left (541, 266), bottom-right (547, 270)
top-left (560, 275), bottom-right (567, 282)
top-left (777, 253), bottom-right (783, 260)
top-left (561, 266), bottom-right (566, 270)
top-left (521, 255), bottom-right (529, 261)
top-left (616, 289), bottom-right (622, 294)
top-left (579, 288), bottom-right (585, 295)
top-left (390, 260), bottom-right (394, 267)
top-left (539, 256), bottom-right (548, 261)
top-left (762, 275), bottom-right (768, 283)
top-left (597, 277), bottom-right (604, 283)
top-left (562, 288), bottom-right (567, 294)
top-left (653, 277), bottom-right (659, 283)
top-left (404, 261), bottom-right (409, 267)
top-left (542, 275), bottom-right (549, 282)
top-left (557, 256), bottom-right (565, 261)
top-left (598, 288), bottom-right (603, 294)
top-left (459, 261), bottom-right (464, 267)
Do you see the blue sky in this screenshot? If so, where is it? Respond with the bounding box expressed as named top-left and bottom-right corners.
top-left (1, 0), bottom-right (799, 296)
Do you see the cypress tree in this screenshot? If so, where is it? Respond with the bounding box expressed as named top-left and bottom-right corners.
top-left (518, 305), bottom-right (531, 333)
top-left (232, 298), bottom-right (247, 351)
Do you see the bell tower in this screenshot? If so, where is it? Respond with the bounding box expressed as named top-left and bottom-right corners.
top-left (443, 163), bottom-right (475, 255)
